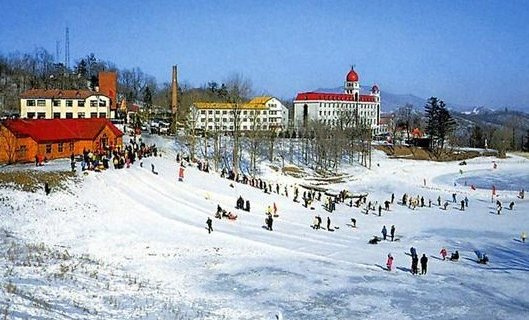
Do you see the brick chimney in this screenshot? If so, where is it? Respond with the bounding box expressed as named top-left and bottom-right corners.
top-left (171, 65), bottom-right (178, 115)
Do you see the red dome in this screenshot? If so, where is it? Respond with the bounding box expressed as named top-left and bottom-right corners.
top-left (346, 68), bottom-right (359, 82)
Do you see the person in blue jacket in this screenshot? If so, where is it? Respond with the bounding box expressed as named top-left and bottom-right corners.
top-left (381, 225), bottom-right (387, 240)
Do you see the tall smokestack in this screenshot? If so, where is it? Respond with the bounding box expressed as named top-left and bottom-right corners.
top-left (171, 65), bottom-right (178, 115)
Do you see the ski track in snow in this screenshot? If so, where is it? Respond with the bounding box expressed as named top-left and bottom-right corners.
top-left (1, 134), bottom-right (529, 319)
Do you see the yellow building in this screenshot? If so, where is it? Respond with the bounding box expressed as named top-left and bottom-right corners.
top-left (191, 96), bottom-right (288, 132)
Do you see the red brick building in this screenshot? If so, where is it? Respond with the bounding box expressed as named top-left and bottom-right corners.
top-left (0, 118), bottom-right (123, 164)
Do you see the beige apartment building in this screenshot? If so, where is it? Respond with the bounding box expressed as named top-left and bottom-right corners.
top-left (20, 89), bottom-right (112, 119)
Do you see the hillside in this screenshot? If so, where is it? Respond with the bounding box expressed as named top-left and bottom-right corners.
top-left (1, 134), bottom-right (529, 319)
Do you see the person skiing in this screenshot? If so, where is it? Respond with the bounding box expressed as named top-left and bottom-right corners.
top-left (440, 248), bottom-right (448, 260)
top-left (509, 201), bottom-right (515, 210)
top-left (420, 254), bottom-right (428, 274)
top-left (452, 193), bottom-right (457, 203)
top-left (464, 196), bottom-right (469, 208)
top-left (384, 200), bottom-right (390, 211)
top-left (350, 218), bottom-right (356, 228)
top-left (390, 225), bottom-right (395, 241)
top-left (410, 246), bottom-right (417, 258)
top-left (443, 201), bottom-right (449, 210)
top-left (378, 205), bottom-right (382, 216)
top-left (44, 182), bottom-right (51, 195)
top-left (437, 196), bottom-right (441, 206)
top-left (521, 231), bottom-right (527, 243)
top-left (327, 216), bottom-right (332, 231)
top-left (411, 254), bottom-right (419, 275)
top-left (391, 193), bottom-right (395, 204)
top-left (460, 200), bottom-right (465, 211)
top-left (206, 217), bottom-right (213, 234)
top-left (386, 254), bottom-right (394, 271)
top-left (381, 225), bottom-right (387, 240)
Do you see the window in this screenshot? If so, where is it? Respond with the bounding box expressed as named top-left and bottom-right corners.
top-left (66, 100), bottom-right (73, 107)
top-left (243, 111), bottom-right (247, 115)
top-left (78, 112), bottom-right (85, 118)
top-left (69, 142), bottom-right (74, 151)
top-left (65, 113), bottom-right (73, 119)
top-left (99, 113), bottom-right (106, 118)
top-left (46, 144), bottom-right (52, 154)
top-left (37, 100), bottom-right (46, 106)
top-left (53, 112), bottom-right (61, 119)
top-left (208, 110), bottom-right (213, 114)
top-left (215, 110), bottom-right (220, 114)
top-left (37, 112), bottom-right (46, 119)
top-left (200, 110), bottom-right (206, 114)
top-left (26, 112), bottom-right (35, 119)
top-left (263, 111), bottom-right (267, 114)
top-left (222, 111), bottom-right (227, 114)
top-left (58, 143), bottom-right (64, 153)
top-left (17, 145), bottom-right (27, 159)
top-left (53, 100), bottom-right (61, 107)
top-left (99, 100), bottom-right (107, 107)
top-left (229, 126), bottom-right (233, 130)
top-left (90, 100), bottom-right (97, 107)
top-left (26, 100), bottom-right (35, 107)
top-left (208, 126), bottom-right (212, 130)
top-left (90, 112), bottom-right (98, 118)
top-left (78, 100), bottom-right (85, 107)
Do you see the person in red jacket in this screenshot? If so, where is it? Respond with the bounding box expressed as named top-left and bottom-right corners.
top-left (440, 248), bottom-right (448, 260)
top-left (386, 253), bottom-right (394, 271)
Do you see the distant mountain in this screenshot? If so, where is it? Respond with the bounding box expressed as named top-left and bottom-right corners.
top-left (314, 86), bottom-right (471, 113)
top-left (315, 86), bottom-right (426, 112)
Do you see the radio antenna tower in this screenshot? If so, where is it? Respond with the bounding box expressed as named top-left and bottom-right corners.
top-left (55, 40), bottom-right (61, 63)
top-left (65, 26), bottom-right (70, 69)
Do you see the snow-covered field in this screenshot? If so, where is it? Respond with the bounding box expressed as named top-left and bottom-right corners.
top-left (1, 135), bottom-right (529, 319)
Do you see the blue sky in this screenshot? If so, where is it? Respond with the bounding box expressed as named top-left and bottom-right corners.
top-left (1, 0), bottom-right (529, 109)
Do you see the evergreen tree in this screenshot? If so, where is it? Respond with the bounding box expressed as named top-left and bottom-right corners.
top-left (424, 97), bottom-right (456, 153)
top-left (143, 86), bottom-right (153, 109)
top-left (524, 129), bottom-right (529, 152)
top-left (470, 125), bottom-right (484, 148)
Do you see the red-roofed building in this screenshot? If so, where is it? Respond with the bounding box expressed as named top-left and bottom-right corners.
top-left (20, 89), bottom-right (111, 120)
top-left (293, 67), bottom-right (381, 134)
top-left (0, 118), bottom-right (123, 164)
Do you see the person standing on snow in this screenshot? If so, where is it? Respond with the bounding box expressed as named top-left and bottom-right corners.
top-left (206, 217), bottom-right (213, 234)
top-left (410, 246), bottom-right (417, 258)
top-left (464, 196), bottom-right (469, 208)
top-left (390, 225), bottom-right (396, 241)
top-left (386, 254), bottom-right (394, 271)
top-left (411, 254), bottom-right (419, 275)
top-left (327, 216), bottom-right (332, 231)
top-left (521, 232), bottom-right (527, 243)
top-left (460, 200), bottom-right (465, 211)
top-left (437, 196), bottom-right (441, 206)
top-left (420, 254), bottom-right (428, 274)
top-left (391, 193), bottom-right (395, 204)
top-left (381, 225), bottom-right (387, 240)
top-left (378, 205), bottom-right (382, 216)
top-left (440, 248), bottom-right (448, 260)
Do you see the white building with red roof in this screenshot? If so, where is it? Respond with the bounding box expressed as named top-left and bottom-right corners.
top-left (19, 89), bottom-right (112, 120)
top-left (293, 67), bottom-right (381, 134)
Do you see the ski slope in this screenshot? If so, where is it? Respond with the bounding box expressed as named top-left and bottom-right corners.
top-left (1, 135), bottom-right (529, 319)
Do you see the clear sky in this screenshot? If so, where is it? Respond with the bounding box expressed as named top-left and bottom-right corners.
top-left (1, 0), bottom-right (529, 109)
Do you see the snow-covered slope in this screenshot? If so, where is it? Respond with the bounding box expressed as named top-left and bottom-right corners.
top-left (1, 136), bottom-right (529, 319)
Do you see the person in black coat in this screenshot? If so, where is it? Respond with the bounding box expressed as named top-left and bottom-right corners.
top-left (420, 254), bottom-right (428, 274)
top-left (44, 182), bottom-right (51, 195)
top-left (206, 217), bottom-right (213, 234)
top-left (390, 225), bottom-right (395, 241)
top-left (411, 255), bottom-right (419, 275)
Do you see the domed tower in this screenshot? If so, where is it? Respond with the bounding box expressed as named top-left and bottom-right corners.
top-left (370, 84), bottom-right (380, 102)
top-left (344, 66), bottom-right (360, 99)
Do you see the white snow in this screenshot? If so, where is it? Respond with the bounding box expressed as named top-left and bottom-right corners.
top-left (1, 135), bottom-right (529, 319)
